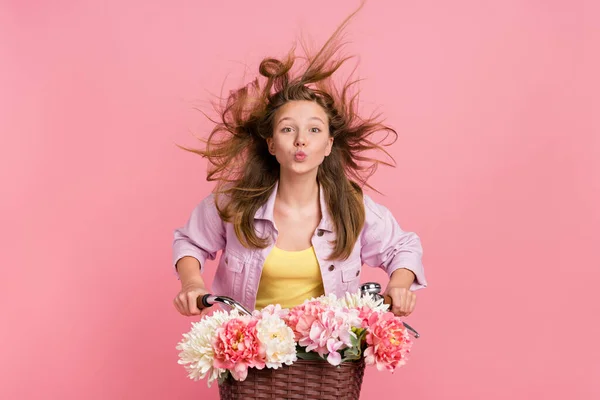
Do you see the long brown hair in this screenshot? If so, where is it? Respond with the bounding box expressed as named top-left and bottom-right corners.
top-left (181, 2), bottom-right (397, 260)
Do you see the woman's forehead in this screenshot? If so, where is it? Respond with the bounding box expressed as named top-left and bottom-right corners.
top-left (275, 100), bottom-right (328, 123)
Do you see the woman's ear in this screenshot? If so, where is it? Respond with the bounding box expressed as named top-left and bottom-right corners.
top-left (266, 138), bottom-right (275, 155)
top-left (325, 137), bottom-right (334, 156)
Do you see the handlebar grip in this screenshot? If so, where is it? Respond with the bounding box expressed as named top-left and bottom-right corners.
top-left (383, 295), bottom-right (393, 306)
top-left (197, 294), bottom-right (213, 310)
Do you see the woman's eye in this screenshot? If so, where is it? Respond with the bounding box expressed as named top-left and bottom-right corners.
top-left (282, 127), bottom-right (292, 133)
top-left (310, 127), bottom-right (320, 133)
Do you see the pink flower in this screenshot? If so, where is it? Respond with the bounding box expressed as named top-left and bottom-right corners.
top-left (253, 304), bottom-right (289, 320)
top-left (285, 300), bottom-right (328, 342)
top-left (357, 305), bottom-right (377, 329)
top-left (212, 317), bottom-right (266, 381)
top-left (287, 302), bottom-right (361, 366)
top-left (364, 312), bottom-right (412, 372)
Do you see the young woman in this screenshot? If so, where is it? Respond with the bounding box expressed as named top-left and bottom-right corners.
top-left (172, 4), bottom-right (427, 319)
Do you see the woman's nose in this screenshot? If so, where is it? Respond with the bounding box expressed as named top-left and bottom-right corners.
top-left (294, 134), bottom-right (307, 147)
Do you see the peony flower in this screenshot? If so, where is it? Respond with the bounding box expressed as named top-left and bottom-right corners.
top-left (253, 303), bottom-right (289, 320)
top-left (176, 309), bottom-right (238, 387)
top-left (285, 300), bottom-right (329, 342)
top-left (309, 291), bottom-right (390, 329)
top-left (287, 301), bottom-right (362, 366)
top-left (364, 312), bottom-right (412, 372)
top-left (212, 316), bottom-right (266, 381)
top-left (255, 313), bottom-right (297, 368)
top-left (356, 305), bottom-right (378, 329)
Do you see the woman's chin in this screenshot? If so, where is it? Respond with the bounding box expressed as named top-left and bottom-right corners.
top-left (280, 163), bottom-right (319, 177)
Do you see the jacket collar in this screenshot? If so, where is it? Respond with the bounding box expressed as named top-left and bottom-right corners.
top-left (254, 180), bottom-right (334, 232)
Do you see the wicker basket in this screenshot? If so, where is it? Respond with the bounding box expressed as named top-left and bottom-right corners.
top-left (218, 358), bottom-right (366, 400)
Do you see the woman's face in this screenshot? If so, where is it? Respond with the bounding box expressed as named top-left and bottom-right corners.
top-left (267, 100), bottom-right (333, 177)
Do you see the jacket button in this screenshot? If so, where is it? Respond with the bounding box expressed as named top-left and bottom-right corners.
top-left (328, 265), bottom-right (335, 271)
top-left (355, 270), bottom-right (360, 277)
top-left (317, 230), bottom-right (324, 237)
top-left (225, 257), bottom-right (228, 264)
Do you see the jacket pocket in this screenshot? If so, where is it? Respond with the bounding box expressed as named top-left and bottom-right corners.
top-left (340, 257), bottom-right (362, 294)
top-left (221, 249), bottom-right (247, 301)
top-left (224, 249), bottom-right (245, 273)
top-left (341, 265), bottom-right (361, 282)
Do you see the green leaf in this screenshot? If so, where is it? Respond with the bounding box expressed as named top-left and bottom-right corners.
top-left (341, 353), bottom-right (361, 362)
top-left (342, 330), bottom-right (368, 363)
top-left (342, 354), bottom-right (359, 362)
top-left (217, 371), bottom-right (230, 385)
top-left (296, 351), bottom-right (327, 361)
top-left (356, 329), bottom-right (368, 342)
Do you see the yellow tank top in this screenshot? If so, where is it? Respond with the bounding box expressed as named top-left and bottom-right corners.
top-left (254, 246), bottom-right (325, 310)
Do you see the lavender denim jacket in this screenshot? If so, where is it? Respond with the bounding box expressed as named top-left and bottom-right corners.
top-left (172, 182), bottom-right (427, 311)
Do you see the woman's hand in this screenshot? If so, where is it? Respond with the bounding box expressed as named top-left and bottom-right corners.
top-left (384, 286), bottom-right (417, 317)
top-left (173, 281), bottom-right (213, 317)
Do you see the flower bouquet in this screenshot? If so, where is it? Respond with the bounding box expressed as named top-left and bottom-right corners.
top-left (176, 290), bottom-right (414, 399)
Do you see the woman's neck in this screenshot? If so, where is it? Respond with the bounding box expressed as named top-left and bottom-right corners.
top-left (276, 172), bottom-right (319, 209)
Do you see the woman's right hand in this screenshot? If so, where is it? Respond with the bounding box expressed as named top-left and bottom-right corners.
top-left (173, 281), bottom-right (213, 317)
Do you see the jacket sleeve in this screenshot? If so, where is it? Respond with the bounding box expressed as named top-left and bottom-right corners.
top-left (172, 193), bottom-right (226, 277)
top-left (360, 195), bottom-right (427, 291)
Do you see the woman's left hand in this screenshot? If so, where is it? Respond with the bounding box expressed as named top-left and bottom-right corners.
top-left (384, 286), bottom-right (417, 317)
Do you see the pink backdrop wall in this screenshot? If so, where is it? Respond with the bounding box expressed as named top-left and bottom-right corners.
top-left (1, 1), bottom-right (598, 399)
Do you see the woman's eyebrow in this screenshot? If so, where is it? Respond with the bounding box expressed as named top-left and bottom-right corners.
top-left (276, 117), bottom-right (294, 125)
top-left (276, 116), bottom-right (325, 125)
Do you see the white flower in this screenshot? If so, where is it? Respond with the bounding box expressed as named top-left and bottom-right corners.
top-left (255, 313), bottom-right (297, 369)
top-left (176, 309), bottom-right (238, 387)
top-left (305, 291), bottom-right (388, 313)
top-left (307, 292), bottom-right (339, 306)
top-left (336, 291), bottom-right (390, 313)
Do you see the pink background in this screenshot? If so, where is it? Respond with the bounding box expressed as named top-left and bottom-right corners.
top-left (1, 1), bottom-right (598, 399)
